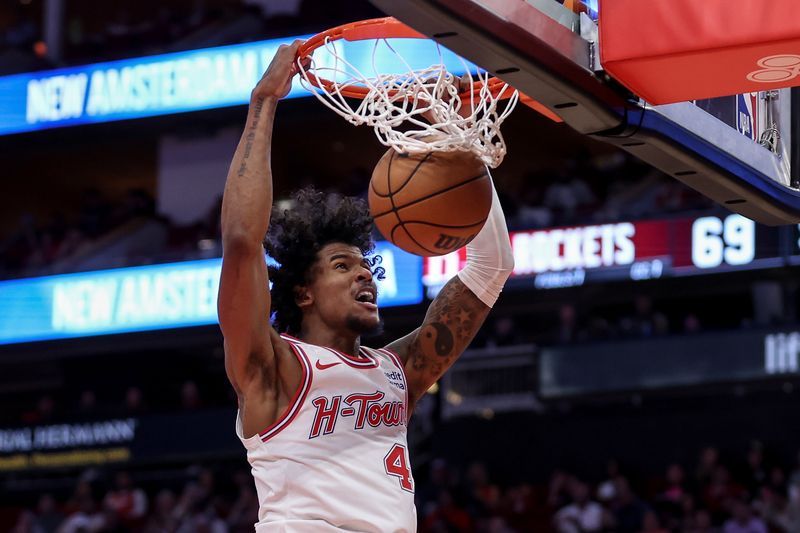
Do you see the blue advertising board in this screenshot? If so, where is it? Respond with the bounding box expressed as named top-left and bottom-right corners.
top-left (0, 242), bottom-right (422, 345)
top-left (0, 35), bottom-right (473, 135)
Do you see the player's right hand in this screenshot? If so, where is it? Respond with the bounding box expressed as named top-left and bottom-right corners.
top-left (252, 40), bottom-right (304, 101)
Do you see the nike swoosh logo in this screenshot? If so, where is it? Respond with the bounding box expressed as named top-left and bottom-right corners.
top-left (315, 360), bottom-right (341, 370)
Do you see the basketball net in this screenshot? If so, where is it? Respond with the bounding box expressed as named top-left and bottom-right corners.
top-left (297, 24), bottom-right (519, 168)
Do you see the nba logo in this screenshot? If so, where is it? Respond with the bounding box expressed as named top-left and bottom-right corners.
top-left (735, 92), bottom-right (759, 141)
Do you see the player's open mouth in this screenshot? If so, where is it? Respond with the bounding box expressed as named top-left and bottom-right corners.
top-left (357, 301), bottom-right (378, 311)
top-left (355, 288), bottom-right (378, 310)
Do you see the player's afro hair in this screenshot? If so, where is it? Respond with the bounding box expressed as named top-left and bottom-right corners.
top-left (264, 187), bottom-right (384, 335)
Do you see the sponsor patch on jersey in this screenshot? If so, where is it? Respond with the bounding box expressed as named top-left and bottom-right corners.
top-left (384, 371), bottom-right (405, 390)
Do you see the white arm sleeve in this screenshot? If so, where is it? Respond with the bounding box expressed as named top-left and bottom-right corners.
top-left (456, 176), bottom-right (514, 307)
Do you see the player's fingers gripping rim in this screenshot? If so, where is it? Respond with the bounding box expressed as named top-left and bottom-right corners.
top-left (255, 40), bottom-right (306, 99)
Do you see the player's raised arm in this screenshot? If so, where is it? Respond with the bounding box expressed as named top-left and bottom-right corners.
top-left (218, 41), bottom-right (302, 399)
top-left (385, 179), bottom-right (513, 408)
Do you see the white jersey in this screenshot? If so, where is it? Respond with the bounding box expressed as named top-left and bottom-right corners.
top-left (236, 334), bottom-right (417, 533)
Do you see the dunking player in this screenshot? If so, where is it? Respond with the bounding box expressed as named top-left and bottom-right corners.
top-left (218, 41), bottom-right (513, 532)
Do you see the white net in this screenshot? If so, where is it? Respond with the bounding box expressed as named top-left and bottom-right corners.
top-left (297, 37), bottom-right (519, 168)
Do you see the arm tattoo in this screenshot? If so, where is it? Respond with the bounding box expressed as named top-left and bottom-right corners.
top-left (423, 323), bottom-right (453, 356)
top-left (408, 277), bottom-right (488, 379)
top-left (237, 97), bottom-right (265, 177)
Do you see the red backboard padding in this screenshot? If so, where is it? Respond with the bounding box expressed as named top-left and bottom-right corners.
top-left (599, 0), bottom-right (800, 104)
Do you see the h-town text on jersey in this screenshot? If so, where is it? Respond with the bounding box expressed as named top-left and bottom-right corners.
top-left (309, 391), bottom-right (406, 439)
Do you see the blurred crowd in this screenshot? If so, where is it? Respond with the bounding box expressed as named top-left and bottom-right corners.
top-left (0, 188), bottom-right (157, 279)
top-left (498, 154), bottom-right (714, 232)
top-left (415, 442), bottom-right (800, 533)
top-left (11, 380), bottom-right (210, 427)
top-left (472, 295), bottom-right (700, 349)
top-left (11, 441), bottom-right (800, 532)
top-left (0, 151), bottom-right (716, 282)
top-left (12, 466), bottom-right (259, 533)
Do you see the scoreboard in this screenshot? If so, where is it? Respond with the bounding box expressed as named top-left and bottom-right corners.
top-left (423, 213), bottom-right (794, 293)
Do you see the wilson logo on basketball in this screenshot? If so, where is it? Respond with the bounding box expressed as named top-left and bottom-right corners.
top-left (434, 233), bottom-right (475, 251)
top-left (308, 391), bottom-right (406, 439)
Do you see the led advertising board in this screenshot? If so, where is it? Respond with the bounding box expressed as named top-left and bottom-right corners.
top-left (0, 242), bottom-right (422, 345)
top-left (0, 36), bottom-right (472, 135)
top-left (423, 213), bottom-right (788, 294)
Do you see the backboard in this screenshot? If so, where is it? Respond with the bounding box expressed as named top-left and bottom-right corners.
top-left (369, 0), bottom-right (800, 225)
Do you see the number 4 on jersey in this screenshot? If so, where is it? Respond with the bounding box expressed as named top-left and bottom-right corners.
top-left (384, 443), bottom-right (413, 492)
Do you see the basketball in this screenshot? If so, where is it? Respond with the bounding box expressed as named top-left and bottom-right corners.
top-left (368, 148), bottom-right (492, 256)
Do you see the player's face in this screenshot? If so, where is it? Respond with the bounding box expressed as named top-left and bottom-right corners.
top-left (306, 243), bottom-right (380, 334)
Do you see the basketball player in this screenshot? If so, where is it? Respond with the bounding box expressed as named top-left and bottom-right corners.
top-left (218, 41), bottom-right (513, 532)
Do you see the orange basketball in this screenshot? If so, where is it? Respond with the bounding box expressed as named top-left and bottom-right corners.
top-left (368, 148), bottom-right (492, 256)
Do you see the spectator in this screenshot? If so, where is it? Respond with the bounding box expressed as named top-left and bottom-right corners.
top-left (514, 179), bottom-right (552, 229)
top-left (684, 313), bottom-right (702, 334)
top-left (124, 386), bottom-right (147, 415)
top-left (95, 499), bottom-right (130, 533)
top-left (703, 466), bottom-right (744, 521)
top-left (180, 381), bottom-right (202, 410)
top-left (767, 466), bottom-right (787, 495)
top-left (722, 499), bottom-right (767, 533)
top-left (104, 471), bottom-right (148, 527)
top-left (556, 304), bottom-right (578, 344)
top-left (32, 494), bottom-right (64, 533)
top-left (174, 467), bottom-right (216, 518)
top-left (678, 495), bottom-right (698, 533)
top-left (227, 471), bottom-right (259, 533)
top-left (11, 510), bottom-right (36, 533)
top-left (686, 509), bottom-right (719, 533)
top-left (658, 464), bottom-right (688, 531)
top-left (503, 484), bottom-right (539, 532)
top-left (21, 395), bottom-right (56, 425)
top-left (753, 486), bottom-right (794, 533)
top-left (486, 317), bottom-right (522, 347)
top-left (597, 460), bottom-right (621, 503)
top-left (696, 447), bottom-right (721, 491)
top-left (57, 494), bottom-right (101, 533)
top-left (77, 389), bottom-right (98, 419)
top-left (790, 450), bottom-right (800, 504)
top-left (113, 188), bottom-right (155, 224)
top-left (639, 510), bottom-right (670, 533)
top-left (612, 477), bottom-right (649, 533)
top-left (787, 486), bottom-right (800, 533)
top-left (661, 463), bottom-right (688, 504)
top-left (77, 188), bottom-right (113, 239)
top-left (422, 490), bottom-right (474, 533)
top-left (176, 501), bottom-right (227, 533)
top-left (581, 315), bottom-right (614, 342)
top-left (549, 470), bottom-right (573, 510)
top-left (543, 169), bottom-right (595, 223)
top-left (143, 489), bottom-right (179, 533)
top-left (743, 442), bottom-right (768, 496)
top-left (619, 295), bottom-right (669, 338)
top-left (485, 515), bottom-right (516, 533)
top-left (554, 479), bottom-right (605, 533)
top-left (418, 459), bottom-right (456, 516)
top-left (463, 461), bottom-right (503, 519)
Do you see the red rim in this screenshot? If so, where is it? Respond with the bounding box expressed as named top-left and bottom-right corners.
top-left (297, 16), bottom-right (514, 102)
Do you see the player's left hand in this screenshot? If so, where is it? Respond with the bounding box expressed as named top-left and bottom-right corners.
top-left (253, 40), bottom-right (305, 101)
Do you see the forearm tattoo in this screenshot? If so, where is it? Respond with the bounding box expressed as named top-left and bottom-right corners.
top-left (237, 97), bottom-right (265, 177)
top-left (409, 277), bottom-right (489, 380)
